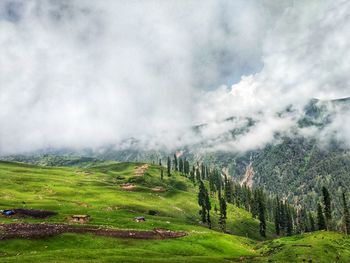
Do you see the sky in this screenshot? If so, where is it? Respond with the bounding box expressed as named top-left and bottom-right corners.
top-left (0, 0), bottom-right (349, 154)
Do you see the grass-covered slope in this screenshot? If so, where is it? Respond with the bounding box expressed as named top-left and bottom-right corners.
top-left (0, 161), bottom-right (261, 262)
top-left (0, 161), bottom-right (265, 237)
top-left (254, 231), bottom-right (350, 263)
top-left (0, 161), bottom-right (349, 262)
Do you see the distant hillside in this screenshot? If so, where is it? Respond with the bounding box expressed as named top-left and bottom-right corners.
top-left (2, 97), bottom-right (350, 224)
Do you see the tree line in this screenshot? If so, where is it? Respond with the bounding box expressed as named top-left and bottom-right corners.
top-left (160, 154), bottom-right (350, 238)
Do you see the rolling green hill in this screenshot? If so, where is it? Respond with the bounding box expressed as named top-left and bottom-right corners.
top-left (0, 161), bottom-right (349, 262)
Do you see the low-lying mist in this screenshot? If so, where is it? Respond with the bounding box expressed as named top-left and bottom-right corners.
top-left (0, 0), bottom-right (349, 155)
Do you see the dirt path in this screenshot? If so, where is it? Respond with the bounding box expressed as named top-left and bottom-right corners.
top-left (0, 223), bottom-right (186, 240)
top-left (134, 164), bottom-right (149, 177)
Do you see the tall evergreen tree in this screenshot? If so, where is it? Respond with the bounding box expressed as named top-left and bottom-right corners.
top-left (167, 156), bottom-right (171, 177)
top-left (286, 204), bottom-right (293, 236)
top-left (342, 192), bottom-right (350, 234)
top-left (159, 159), bottom-right (163, 180)
top-left (183, 159), bottom-right (189, 175)
top-left (322, 186), bottom-right (332, 230)
top-left (186, 160), bottom-right (190, 175)
top-left (274, 196), bottom-right (281, 236)
top-left (317, 203), bottom-right (326, 230)
top-left (201, 163), bottom-right (205, 180)
top-left (195, 166), bottom-right (201, 182)
top-left (257, 190), bottom-right (267, 238)
top-left (190, 166), bottom-right (196, 184)
top-left (219, 197), bottom-right (227, 232)
top-left (179, 158), bottom-right (184, 174)
top-left (279, 200), bottom-right (286, 234)
top-left (173, 154), bottom-right (178, 171)
top-left (250, 188), bottom-right (259, 218)
top-left (309, 212), bottom-right (316, 232)
top-left (198, 180), bottom-right (211, 228)
top-left (224, 174), bottom-right (232, 203)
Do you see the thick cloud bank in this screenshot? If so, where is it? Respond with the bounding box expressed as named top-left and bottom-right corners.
top-left (0, 0), bottom-right (349, 154)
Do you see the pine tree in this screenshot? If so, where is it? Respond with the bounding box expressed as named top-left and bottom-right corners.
top-left (219, 197), bottom-right (227, 232)
top-left (195, 166), bottom-right (201, 182)
top-left (201, 163), bottom-right (205, 180)
top-left (257, 190), bottom-right (266, 238)
top-left (279, 200), bottom-right (286, 234)
top-left (198, 181), bottom-right (207, 223)
top-left (173, 154), bottom-right (178, 171)
top-left (167, 156), bottom-right (171, 177)
top-left (274, 196), bottom-right (281, 236)
top-left (190, 166), bottom-right (195, 184)
top-left (250, 188), bottom-right (259, 218)
top-left (342, 192), bottom-right (350, 234)
top-left (159, 159), bottom-right (163, 180)
top-left (198, 180), bottom-right (211, 228)
top-left (286, 204), bottom-right (293, 236)
top-left (322, 186), bottom-right (332, 230)
top-left (309, 212), bottom-right (316, 232)
top-left (317, 203), bottom-right (326, 230)
top-left (296, 207), bottom-right (308, 234)
top-left (179, 158), bottom-right (183, 174)
top-left (224, 174), bottom-right (232, 203)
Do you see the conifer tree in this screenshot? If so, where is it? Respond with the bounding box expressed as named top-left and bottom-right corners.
top-left (198, 180), bottom-right (211, 228)
top-left (195, 166), bottom-right (201, 182)
top-left (317, 203), bottom-right (326, 230)
top-left (179, 158), bottom-right (183, 174)
top-left (219, 197), bottom-right (227, 232)
top-left (274, 196), bottom-right (281, 235)
top-left (173, 154), bottom-right (178, 171)
top-left (167, 156), bottom-right (171, 177)
top-left (342, 192), bottom-right (350, 234)
top-left (224, 174), bottom-right (232, 203)
top-left (190, 166), bottom-right (195, 184)
top-left (257, 190), bottom-right (267, 238)
top-left (250, 188), bottom-right (259, 218)
top-left (201, 163), bottom-right (205, 180)
top-left (322, 186), bottom-right (332, 230)
top-left (286, 204), bottom-right (293, 236)
top-left (159, 159), bottom-right (163, 180)
top-left (309, 212), bottom-right (316, 232)
top-left (279, 200), bottom-right (286, 234)
top-left (183, 159), bottom-right (189, 175)
top-left (186, 160), bottom-right (190, 175)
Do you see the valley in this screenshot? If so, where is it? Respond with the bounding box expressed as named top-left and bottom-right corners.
top-left (0, 160), bottom-right (349, 262)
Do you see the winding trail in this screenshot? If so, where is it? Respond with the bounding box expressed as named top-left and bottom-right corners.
top-left (0, 223), bottom-right (186, 240)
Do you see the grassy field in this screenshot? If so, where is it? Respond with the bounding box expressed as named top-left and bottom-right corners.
top-left (0, 160), bottom-right (349, 262)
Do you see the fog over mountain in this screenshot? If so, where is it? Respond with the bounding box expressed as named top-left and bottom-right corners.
top-left (0, 0), bottom-right (349, 154)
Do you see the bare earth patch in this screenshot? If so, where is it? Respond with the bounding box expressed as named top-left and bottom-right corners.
top-left (1, 209), bottom-right (57, 219)
top-left (0, 223), bottom-right (186, 240)
top-left (134, 164), bottom-right (149, 177)
top-left (151, 187), bottom-right (166, 192)
top-left (120, 183), bottom-right (136, 190)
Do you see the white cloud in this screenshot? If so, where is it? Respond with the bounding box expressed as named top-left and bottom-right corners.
top-left (194, 0), bottom-right (350, 152)
top-left (0, 0), bottom-right (349, 154)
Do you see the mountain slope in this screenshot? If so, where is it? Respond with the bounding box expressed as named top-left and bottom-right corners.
top-left (0, 161), bottom-right (349, 262)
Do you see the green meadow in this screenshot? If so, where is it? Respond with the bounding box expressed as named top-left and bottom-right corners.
top-left (0, 161), bottom-right (349, 262)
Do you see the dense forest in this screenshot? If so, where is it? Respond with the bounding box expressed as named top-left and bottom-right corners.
top-left (163, 153), bottom-right (350, 237)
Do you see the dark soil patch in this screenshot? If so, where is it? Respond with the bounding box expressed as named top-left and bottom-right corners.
top-left (13, 209), bottom-right (57, 218)
top-left (0, 223), bottom-right (186, 240)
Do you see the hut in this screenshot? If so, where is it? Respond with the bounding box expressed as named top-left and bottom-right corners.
top-left (134, 216), bottom-right (146, 222)
top-left (71, 214), bottom-right (90, 223)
